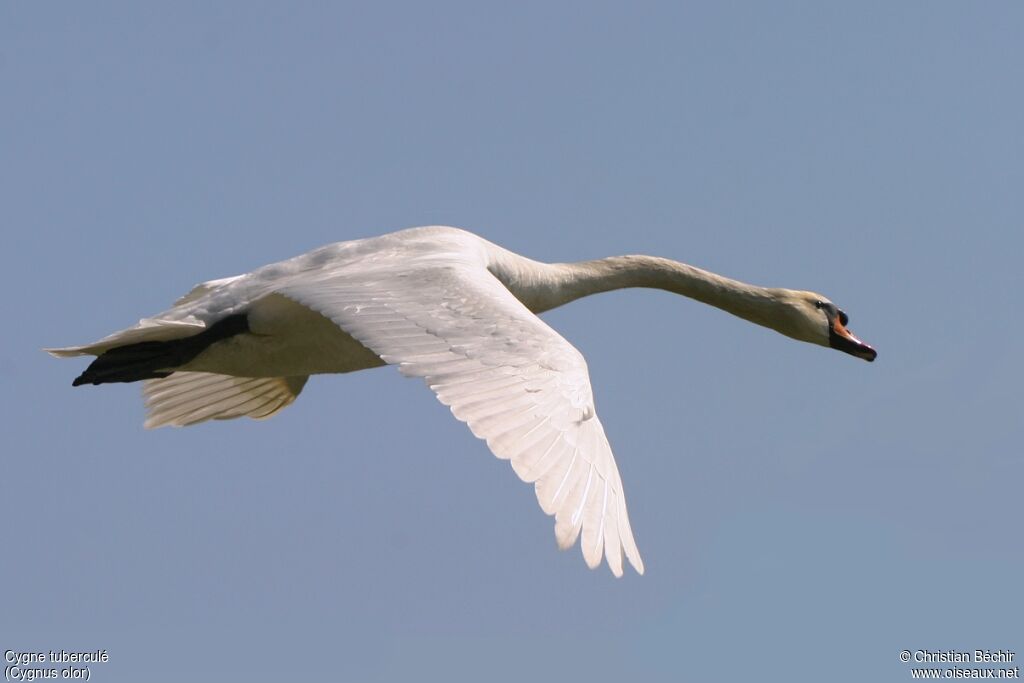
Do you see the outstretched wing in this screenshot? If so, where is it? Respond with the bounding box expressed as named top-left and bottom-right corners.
top-left (143, 372), bottom-right (308, 428)
top-left (278, 263), bottom-right (644, 576)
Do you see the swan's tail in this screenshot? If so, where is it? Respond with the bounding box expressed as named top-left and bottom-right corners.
top-left (54, 314), bottom-right (250, 387)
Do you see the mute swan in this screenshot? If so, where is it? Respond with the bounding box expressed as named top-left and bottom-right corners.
top-left (48, 226), bottom-right (876, 576)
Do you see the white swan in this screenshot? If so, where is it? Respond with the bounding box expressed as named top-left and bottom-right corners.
top-left (48, 226), bottom-right (876, 576)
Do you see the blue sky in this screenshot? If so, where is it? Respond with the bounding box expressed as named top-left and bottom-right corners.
top-left (3, 2), bottom-right (1021, 681)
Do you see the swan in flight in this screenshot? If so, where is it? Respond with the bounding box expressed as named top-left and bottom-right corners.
top-left (49, 226), bottom-right (876, 576)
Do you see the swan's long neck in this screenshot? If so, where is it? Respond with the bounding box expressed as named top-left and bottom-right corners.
top-left (493, 253), bottom-right (788, 331)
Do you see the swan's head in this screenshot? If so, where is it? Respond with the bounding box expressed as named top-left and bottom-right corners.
top-left (775, 291), bottom-right (877, 362)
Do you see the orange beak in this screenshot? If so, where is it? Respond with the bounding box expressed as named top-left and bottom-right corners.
top-left (829, 312), bottom-right (877, 362)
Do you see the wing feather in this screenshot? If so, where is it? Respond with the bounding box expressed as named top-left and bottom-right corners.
top-left (143, 372), bottom-right (308, 428)
top-left (278, 263), bottom-right (644, 576)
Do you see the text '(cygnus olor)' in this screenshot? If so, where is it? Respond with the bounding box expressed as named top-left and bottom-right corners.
top-left (49, 226), bottom-right (876, 576)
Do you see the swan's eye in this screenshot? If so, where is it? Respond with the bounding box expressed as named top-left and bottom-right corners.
top-left (815, 300), bottom-right (824, 310)
top-left (839, 309), bottom-right (849, 326)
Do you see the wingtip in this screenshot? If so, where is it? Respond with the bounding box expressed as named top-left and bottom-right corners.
top-left (606, 547), bottom-right (642, 577)
top-left (45, 346), bottom-right (88, 358)
top-left (583, 547), bottom-right (602, 570)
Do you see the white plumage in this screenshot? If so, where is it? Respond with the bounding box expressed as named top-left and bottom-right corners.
top-left (50, 225), bottom-right (876, 576)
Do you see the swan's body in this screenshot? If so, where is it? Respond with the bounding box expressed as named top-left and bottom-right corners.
top-left (49, 226), bottom-right (876, 576)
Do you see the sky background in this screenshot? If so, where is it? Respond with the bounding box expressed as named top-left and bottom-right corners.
top-left (3, 2), bottom-right (1021, 681)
